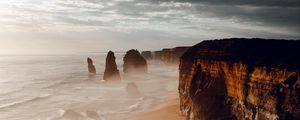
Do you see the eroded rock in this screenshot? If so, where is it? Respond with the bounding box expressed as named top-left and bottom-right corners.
top-left (126, 82), bottom-right (140, 97)
top-left (123, 49), bottom-right (148, 74)
top-left (62, 109), bottom-right (84, 120)
top-left (86, 110), bottom-right (101, 120)
top-left (152, 47), bottom-right (190, 64)
top-left (103, 51), bottom-right (121, 81)
top-left (87, 57), bottom-right (96, 75)
top-left (179, 38), bottom-right (300, 120)
top-left (141, 51), bottom-right (153, 60)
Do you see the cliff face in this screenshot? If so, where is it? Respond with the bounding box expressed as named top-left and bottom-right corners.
top-left (179, 38), bottom-right (300, 120)
top-left (153, 47), bottom-right (190, 64)
top-left (141, 51), bottom-right (153, 60)
top-left (153, 51), bottom-right (163, 60)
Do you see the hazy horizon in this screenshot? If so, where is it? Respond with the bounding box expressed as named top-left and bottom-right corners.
top-left (0, 0), bottom-right (299, 54)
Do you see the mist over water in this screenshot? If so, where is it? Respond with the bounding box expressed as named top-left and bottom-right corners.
top-left (0, 54), bottom-right (179, 120)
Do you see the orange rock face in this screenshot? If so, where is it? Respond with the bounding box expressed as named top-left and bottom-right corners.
top-left (179, 38), bottom-right (300, 120)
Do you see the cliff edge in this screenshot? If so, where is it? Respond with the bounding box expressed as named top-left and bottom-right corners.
top-left (179, 38), bottom-right (300, 120)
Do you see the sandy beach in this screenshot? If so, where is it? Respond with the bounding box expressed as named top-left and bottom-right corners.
top-left (129, 92), bottom-right (185, 120)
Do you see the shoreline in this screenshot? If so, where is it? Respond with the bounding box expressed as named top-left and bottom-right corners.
top-left (129, 92), bottom-right (185, 120)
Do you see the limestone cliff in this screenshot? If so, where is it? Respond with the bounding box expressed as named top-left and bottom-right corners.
top-left (179, 38), bottom-right (300, 120)
top-left (141, 51), bottom-right (153, 60)
top-left (153, 50), bottom-right (163, 60)
top-left (153, 47), bottom-right (190, 64)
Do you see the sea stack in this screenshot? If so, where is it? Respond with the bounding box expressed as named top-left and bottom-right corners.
top-left (179, 38), bottom-right (300, 120)
top-left (87, 57), bottom-right (96, 75)
top-left (126, 82), bottom-right (140, 97)
top-left (103, 51), bottom-right (121, 81)
top-left (123, 49), bottom-right (148, 74)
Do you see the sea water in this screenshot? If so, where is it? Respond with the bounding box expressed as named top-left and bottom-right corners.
top-left (0, 53), bottom-right (179, 120)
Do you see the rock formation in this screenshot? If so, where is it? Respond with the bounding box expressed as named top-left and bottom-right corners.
top-left (87, 57), bottom-right (96, 74)
top-left (152, 47), bottom-right (190, 64)
top-left (161, 48), bottom-right (172, 63)
top-left (153, 51), bottom-right (163, 60)
top-left (86, 111), bottom-right (101, 120)
top-left (126, 82), bottom-right (140, 97)
top-left (62, 109), bottom-right (84, 120)
top-left (141, 51), bottom-right (153, 60)
top-left (123, 49), bottom-right (148, 74)
top-left (103, 51), bottom-right (121, 81)
top-left (179, 38), bottom-right (300, 120)
top-left (171, 47), bottom-right (190, 64)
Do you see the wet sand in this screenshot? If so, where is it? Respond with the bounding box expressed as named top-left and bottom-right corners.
top-left (129, 93), bottom-right (185, 120)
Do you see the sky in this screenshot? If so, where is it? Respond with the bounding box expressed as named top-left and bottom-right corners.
top-left (0, 0), bottom-right (299, 54)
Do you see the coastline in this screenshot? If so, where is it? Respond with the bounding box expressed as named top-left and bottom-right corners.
top-left (129, 92), bottom-right (185, 120)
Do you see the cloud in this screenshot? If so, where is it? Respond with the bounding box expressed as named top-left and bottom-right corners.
top-left (1, 0), bottom-right (298, 33)
top-left (0, 0), bottom-right (299, 54)
top-left (193, 4), bottom-right (300, 29)
top-left (149, 0), bottom-right (300, 7)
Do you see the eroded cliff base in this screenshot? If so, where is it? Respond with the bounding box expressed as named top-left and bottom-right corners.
top-left (179, 38), bottom-right (300, 120)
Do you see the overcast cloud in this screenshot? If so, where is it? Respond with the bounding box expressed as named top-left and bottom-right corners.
top-left (0, 0), bottom-right (299, 54)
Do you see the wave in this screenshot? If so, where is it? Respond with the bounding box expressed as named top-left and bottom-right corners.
top-left (0, 94), bottom-right (52, 109)
top-left (0, 89), bottom-right (23, 98)
top-left (102, 97), bottom-right (144, 116)
top-left (42, 75), bottom-right (105, 89)
top-left (55, 109), bottom-right (106, 120)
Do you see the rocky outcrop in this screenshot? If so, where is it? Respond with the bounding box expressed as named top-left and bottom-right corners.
top-left (123, 49), bottom-right (148, 74)
top-left (103, 51), bottom-right (121, 81)
top-left (160, 48), bottom-right (172, 62)
top-left (86, 111), bottom-right (101, 120)
top-left (141, 51), bottom-right (153, 60)
top-left (87, 57), bottom-right (96, 74)
top-left (62, 109), bottom-right (84, 120)
top-left (126, 82), bottom-right (140, 97)
top-left (179, 38), bottom-right (300, 120)
top-left (152, 47), bottom-right (190, 64)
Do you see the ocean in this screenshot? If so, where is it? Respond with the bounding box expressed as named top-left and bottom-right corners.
top-left (0, 54), bottom-right (179, 120)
